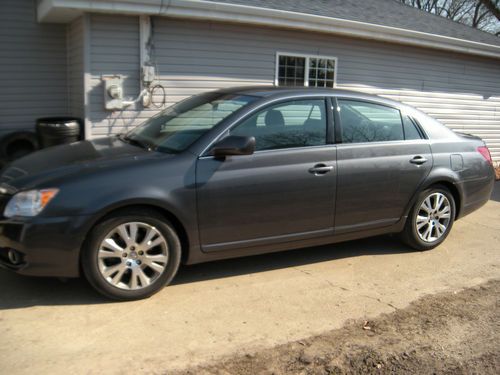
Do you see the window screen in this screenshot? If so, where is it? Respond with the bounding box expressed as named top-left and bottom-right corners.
top-left (338, 100), bottom-right (404, 143)
top-left (278, 55), bottom-right (306, 86)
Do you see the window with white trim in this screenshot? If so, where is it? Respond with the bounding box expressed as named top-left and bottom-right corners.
top-left (276, 53), bottom-right (336, 88)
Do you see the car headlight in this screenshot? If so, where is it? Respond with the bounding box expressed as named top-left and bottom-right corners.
top-left (4, 189), bottom-right (59, 218)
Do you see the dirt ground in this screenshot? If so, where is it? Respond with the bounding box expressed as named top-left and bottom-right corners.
top-left (178, 280), bottom-right (500, 375)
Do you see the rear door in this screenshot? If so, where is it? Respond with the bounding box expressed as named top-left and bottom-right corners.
top-left (333, 98), bottom-right (432, 234)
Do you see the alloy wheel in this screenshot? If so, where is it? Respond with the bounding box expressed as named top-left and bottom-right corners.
top-left (415, 192), bottom-right (452, 243)
top-left (97, 222), bottom-right (169, 290)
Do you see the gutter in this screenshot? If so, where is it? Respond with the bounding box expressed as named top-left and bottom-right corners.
top-left (37, 0), bottom-right (500, 59)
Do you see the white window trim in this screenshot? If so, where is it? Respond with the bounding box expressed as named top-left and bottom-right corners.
top-left (274, 52), bottom-right (338, 88)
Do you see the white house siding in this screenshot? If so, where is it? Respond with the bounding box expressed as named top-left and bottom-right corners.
top-left (0, 0), bottom-right (68, 139)
top-left (88, 15), bottom-right (141, 136)
top-left (86, 16), bottom-right (500, 161)
top-left (67, 17), bottom-right (85, 121)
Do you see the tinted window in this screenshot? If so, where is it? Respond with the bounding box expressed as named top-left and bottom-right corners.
top-left (231, 99), bottom-right (327, 151)
top-left (402, 115), bottom-right (423, 140)
top-left (126, 93), bottom-right (257, 153)
top-left (338, 100), bottom-right (404, 143)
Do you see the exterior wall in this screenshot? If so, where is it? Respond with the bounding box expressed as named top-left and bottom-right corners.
top-left (86, 15), bottom-right (500, 161)
top-left (0, 0), bottom-right (69, 139)
top-left (88, 15), bottom-right (140, 136)
top-left (67, 16), bottom-right (85, 120)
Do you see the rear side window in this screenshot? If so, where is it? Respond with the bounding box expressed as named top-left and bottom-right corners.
top-left (402, 115), bottom-right (423, 140)
top-left (338, 100), bottom-right (404, 143)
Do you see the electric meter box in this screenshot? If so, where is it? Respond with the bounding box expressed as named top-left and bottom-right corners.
top-left (102, 75), bottom-right (124, 111)
top-left (142, 65), bottom-right (155, 85)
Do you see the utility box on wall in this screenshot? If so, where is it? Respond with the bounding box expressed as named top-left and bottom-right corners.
top-left (102, 75), bottom-right (124, 111)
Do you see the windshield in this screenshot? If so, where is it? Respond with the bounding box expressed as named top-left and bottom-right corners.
top-left (124, 92), bottom-right (258, 153)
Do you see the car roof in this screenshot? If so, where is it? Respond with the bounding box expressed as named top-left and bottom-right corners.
top-left (219, 85), bottom-right (407, 109)
top-left (220, 85), bottom-right (363, 98)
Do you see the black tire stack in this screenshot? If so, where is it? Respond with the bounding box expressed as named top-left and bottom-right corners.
top-left (36, 117), bottom-right (82, 148)
top-left (0, 117), bottom-right (82, 169)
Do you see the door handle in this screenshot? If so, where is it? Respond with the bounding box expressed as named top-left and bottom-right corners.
top-left (309, 164), bottom-right (334, 175)
top-left (410, 156), bottom-right (428, 165)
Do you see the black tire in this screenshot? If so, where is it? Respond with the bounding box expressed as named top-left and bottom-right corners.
top-left (81, 208), bottom-right (181, 300)
top-left (401, 185), bottom-right (456, 251)
top-left (0, 131), bottom-right (38, 161)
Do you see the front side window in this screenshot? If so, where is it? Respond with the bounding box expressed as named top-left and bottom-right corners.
top-left (338, 100), bottom-right (404, 143)
top-left (230, 99), bottom-right (327, 151)
top-left (277, 54), bottom-right (336, 88)
top-left (125, 92), bottom-right (257, 153)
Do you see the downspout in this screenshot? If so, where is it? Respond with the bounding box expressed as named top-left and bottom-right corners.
top-left (122, 15), bottom-right (153, 107)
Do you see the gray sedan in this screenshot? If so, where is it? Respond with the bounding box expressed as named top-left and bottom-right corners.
top-left (0, 87), bottom-right (495, 300)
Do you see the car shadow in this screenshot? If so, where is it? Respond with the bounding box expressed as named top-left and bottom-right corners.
top-left (0, 235), bottom-right (412, 310)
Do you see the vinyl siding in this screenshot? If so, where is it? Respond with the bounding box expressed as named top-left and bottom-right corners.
top-left (87, 16), bottom-right (500, 161)
top-left (67, 17), bottom-right (85, 120)
top-left (88, 15), bottom-right (140, 136)
top-left (0, 0), bottom-right (68, 139)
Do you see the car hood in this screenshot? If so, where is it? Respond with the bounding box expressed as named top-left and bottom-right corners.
top-left (0, 137), bottom-right (160, 191)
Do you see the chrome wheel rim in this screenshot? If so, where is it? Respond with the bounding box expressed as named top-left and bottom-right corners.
top-left (416, 192), bottom-right (451, 243)
top-left (97, 222), bottom-right (169, 290)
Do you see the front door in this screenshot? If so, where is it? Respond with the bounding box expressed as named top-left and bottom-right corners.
top-left (196, 98), bottom-right (337, 252)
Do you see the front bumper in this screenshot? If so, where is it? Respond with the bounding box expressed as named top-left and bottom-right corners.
top-left (0, 214), bottom-right (92, 277)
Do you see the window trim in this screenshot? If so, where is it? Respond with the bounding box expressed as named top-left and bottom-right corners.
top-left (275, 52), bottom-right (338, 88)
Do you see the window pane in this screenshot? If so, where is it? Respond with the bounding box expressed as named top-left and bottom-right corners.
top-left (230, 99), bottom-right (327, 151)
top-left (277, 55), bottom-right (306, 87)
top-left (338, 100), bottom-right (404, 143)
top-left (308, 58), bottom-right (335, 88)
top-left (402, 115), bottom-right (423, 140)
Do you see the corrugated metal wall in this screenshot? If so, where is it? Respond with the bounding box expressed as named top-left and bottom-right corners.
top-left (0, 0), bottom-right (69, 139)
top-left (87, 15), bottom-right (500, 161)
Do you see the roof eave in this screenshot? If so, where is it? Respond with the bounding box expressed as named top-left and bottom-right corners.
top-left (37, 0), bottom-right (500, 59)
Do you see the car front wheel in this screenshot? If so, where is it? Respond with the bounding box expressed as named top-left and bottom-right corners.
top-left (401, 186), bottom-right (456, 251)
top-left (82, 208), bottom-right (181, 300)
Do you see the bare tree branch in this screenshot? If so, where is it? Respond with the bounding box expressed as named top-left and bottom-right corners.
top-left (398, 0), bottom-right (500, 35)
top-left (478, 0), bottom-right (500, 20)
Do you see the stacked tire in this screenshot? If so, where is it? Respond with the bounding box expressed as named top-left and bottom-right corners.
top-left (0, 117), bottom-right (82, 169)
top-left (36, 117), bottom-right (81, 148)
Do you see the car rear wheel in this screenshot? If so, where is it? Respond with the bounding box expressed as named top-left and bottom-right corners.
top-left (401, 186), bottom-right (456, 251)
top-left (82, 208), bottom-right (181, 300)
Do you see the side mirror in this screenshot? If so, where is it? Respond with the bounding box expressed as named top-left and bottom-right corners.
top-left (211, 135), bottom-right (255, 158)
